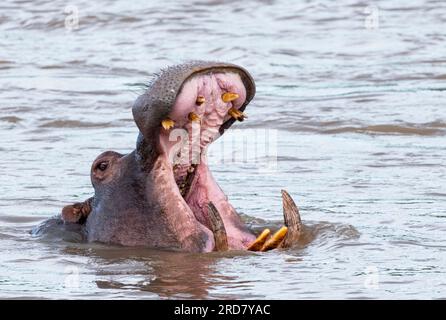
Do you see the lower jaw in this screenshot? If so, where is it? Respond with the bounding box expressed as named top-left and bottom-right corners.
top-left (177, 161), bottom-right (215, 231)
top-left (173, 160), bottom-right (256, 249)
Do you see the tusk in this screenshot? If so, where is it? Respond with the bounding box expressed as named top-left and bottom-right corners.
top-left (161, 118), bottom-right (175, 130)
top-left (261, 226), bottom-right (288, 251)
top-left (61, 197), bottom-right (93, 224)
top-left (207, 202), bottom-right (228, 251)
top-left (280, 190), bottom-right (302, 248)
top-left (222, 92), bottom-right (239, 103)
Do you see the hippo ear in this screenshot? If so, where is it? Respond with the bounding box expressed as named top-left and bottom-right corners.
top-left (132, 61), bottom-right (256, 139)
top-left (61, 197), bottom-right (93, 224)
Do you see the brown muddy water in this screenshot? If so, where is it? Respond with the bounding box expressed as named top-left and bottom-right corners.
top-left (1, 0), bottom-right (445, 299)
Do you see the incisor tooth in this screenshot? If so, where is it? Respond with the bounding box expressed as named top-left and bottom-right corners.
top-left (247, 229), bottom-right (271, 251)
top-left (161, 118), bottom-right (175, 130)
top-left (261, 226), bottom-right (288, 251)
top-left (228, 107), bottom-right (240, 119)
top-left (222, 92), bottom-right (239, 103)
top-left (228, 107), bottom-right (247, 121)
top-left (196, 96), bottom-right (206, 105)
top-left (188, 112), bottom-right (200, 122)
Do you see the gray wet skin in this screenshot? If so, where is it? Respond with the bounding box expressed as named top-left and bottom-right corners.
top-left (54, 61), bottom-right (258, 252)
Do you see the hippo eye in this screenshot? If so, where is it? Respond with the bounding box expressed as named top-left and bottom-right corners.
top-left (96, 161), bottom-right (109, 172)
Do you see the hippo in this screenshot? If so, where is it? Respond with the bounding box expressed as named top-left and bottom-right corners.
top-left (38, 61), bottom-right (303, 252)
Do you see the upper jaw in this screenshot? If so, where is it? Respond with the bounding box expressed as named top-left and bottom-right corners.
top-left (156, 69), bottom-right (251, 194)
top-left (132, 61), bottom-right (256, 144)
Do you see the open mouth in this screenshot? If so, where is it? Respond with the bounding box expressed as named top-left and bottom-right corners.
top-left (58, 61), bottom-right (300, 252)
top-left (175, 163), bottom-right (197, 199)
top-left (157, 68), bottom-right (256, 247)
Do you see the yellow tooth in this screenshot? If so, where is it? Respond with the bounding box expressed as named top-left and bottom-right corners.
top-left (196, 95), bottom-right (206, 105)
top-left (161, 118), bottom-right (175, 130)
top-left (188, 112), bottom-right (200, 122)
top-left (228, 107), bottom-right (246, 121)
top-left (228, 107), bottom-right (240, 119)
top-left (261, 226), bottom-right (288, 251)
top-left (222, 92), bottom-right (239, 103)
top-left (247, 229), bottom-right (271, 251)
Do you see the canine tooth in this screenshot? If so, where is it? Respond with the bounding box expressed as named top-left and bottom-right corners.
top-left (188, 112), bottom-right (200, 122)
top-left (196, 96), bottom-right (206, 105)
top-left (207, 202), bottom-right (229, 251)
top-left (161, 118), bottom-right (175, 130)
top-left (222, 92), bottom-right (239, 103)
top-left (281, 189), bottom-right (302, 248)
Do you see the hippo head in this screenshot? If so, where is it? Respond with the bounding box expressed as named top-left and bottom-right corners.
top-left (81, 61), bottom-right (258, 252)
top-left (57, 61), bottom-right (302, 253)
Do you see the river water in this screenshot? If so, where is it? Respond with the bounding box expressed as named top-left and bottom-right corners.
top-left (1, 0), bottom-right (445, 299)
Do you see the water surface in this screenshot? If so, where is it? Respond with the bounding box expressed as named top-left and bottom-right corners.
top-left (1, 0), bottom-right (445, 299)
